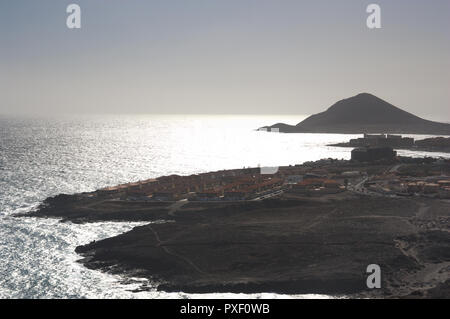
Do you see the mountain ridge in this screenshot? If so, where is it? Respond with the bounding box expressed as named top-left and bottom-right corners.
top-left (261, 93), bottom-right (450, 135)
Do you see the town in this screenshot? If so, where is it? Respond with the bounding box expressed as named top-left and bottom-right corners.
top-left (93, 151), bottom-right (450, 203)
top-left (331, 134), bottom-right (450, 152)
top-left (27, 153), bottom-right (450, 298)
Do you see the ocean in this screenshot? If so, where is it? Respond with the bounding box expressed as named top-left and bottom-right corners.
top-left (0, 114), bottom-right (448, 298)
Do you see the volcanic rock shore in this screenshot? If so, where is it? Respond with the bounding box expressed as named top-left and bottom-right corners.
top-left (27, 193), bottom-right (450, 297)
top-left (24, 160), bottom-right (450, 298)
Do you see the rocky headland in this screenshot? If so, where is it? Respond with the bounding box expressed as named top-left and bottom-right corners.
top-left (21, 157), bottom-right (450, 298)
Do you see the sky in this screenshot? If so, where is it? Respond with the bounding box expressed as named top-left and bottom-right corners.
top-left (0, 0), bottom-right (449, 120)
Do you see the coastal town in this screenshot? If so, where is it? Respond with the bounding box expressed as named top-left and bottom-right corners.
top-left (92, 146), bottom-right (450, 204)
top-left (25, 145), bottom-right (450, 298)
top-left (22, 124), bottom-right (450, 299)
top-left (331, 134), bottom-right (450, 152)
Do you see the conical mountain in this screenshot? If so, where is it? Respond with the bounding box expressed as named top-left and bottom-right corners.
top-left (262, 93), bottom-right (450, 134)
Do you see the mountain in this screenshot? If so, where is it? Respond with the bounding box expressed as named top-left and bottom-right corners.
top-left (261, 93), bottom-right (450, 134)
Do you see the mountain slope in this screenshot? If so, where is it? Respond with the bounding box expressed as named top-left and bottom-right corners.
top-left (262, 93), bottom-right (450, 134)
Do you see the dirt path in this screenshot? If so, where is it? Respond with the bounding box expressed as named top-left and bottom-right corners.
top-left (167, 199), bottom-right (189, 216)
top-left (147, 224), bottom-right (207, 275)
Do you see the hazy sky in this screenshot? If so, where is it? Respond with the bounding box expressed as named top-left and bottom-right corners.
top-left (1, 0), bottom-right (449, 119)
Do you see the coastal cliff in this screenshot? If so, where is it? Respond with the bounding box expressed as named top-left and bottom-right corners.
top-left (261, 93), bottom-right (450, 134)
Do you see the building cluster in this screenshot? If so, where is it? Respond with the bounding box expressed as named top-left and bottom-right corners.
top-left (364, 173), bottom-right (450, 199)
top-left (98, 168), bottom-right (285, 201)
top-left (349, 134), bottom-right (414, 148)
top-left (95, 152), bottom-right (449, 202)
top-left (195, 175), bottom-right (283, 201)
top-left (414, 137), bottom-right (450, 148)
top-left (95, 161), bottom-right (355, 202)
top-left (406, 179), bottom-right (450, 198)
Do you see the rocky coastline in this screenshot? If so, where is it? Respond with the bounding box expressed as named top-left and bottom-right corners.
top-left (21, 157), bottom-right (450, 298)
